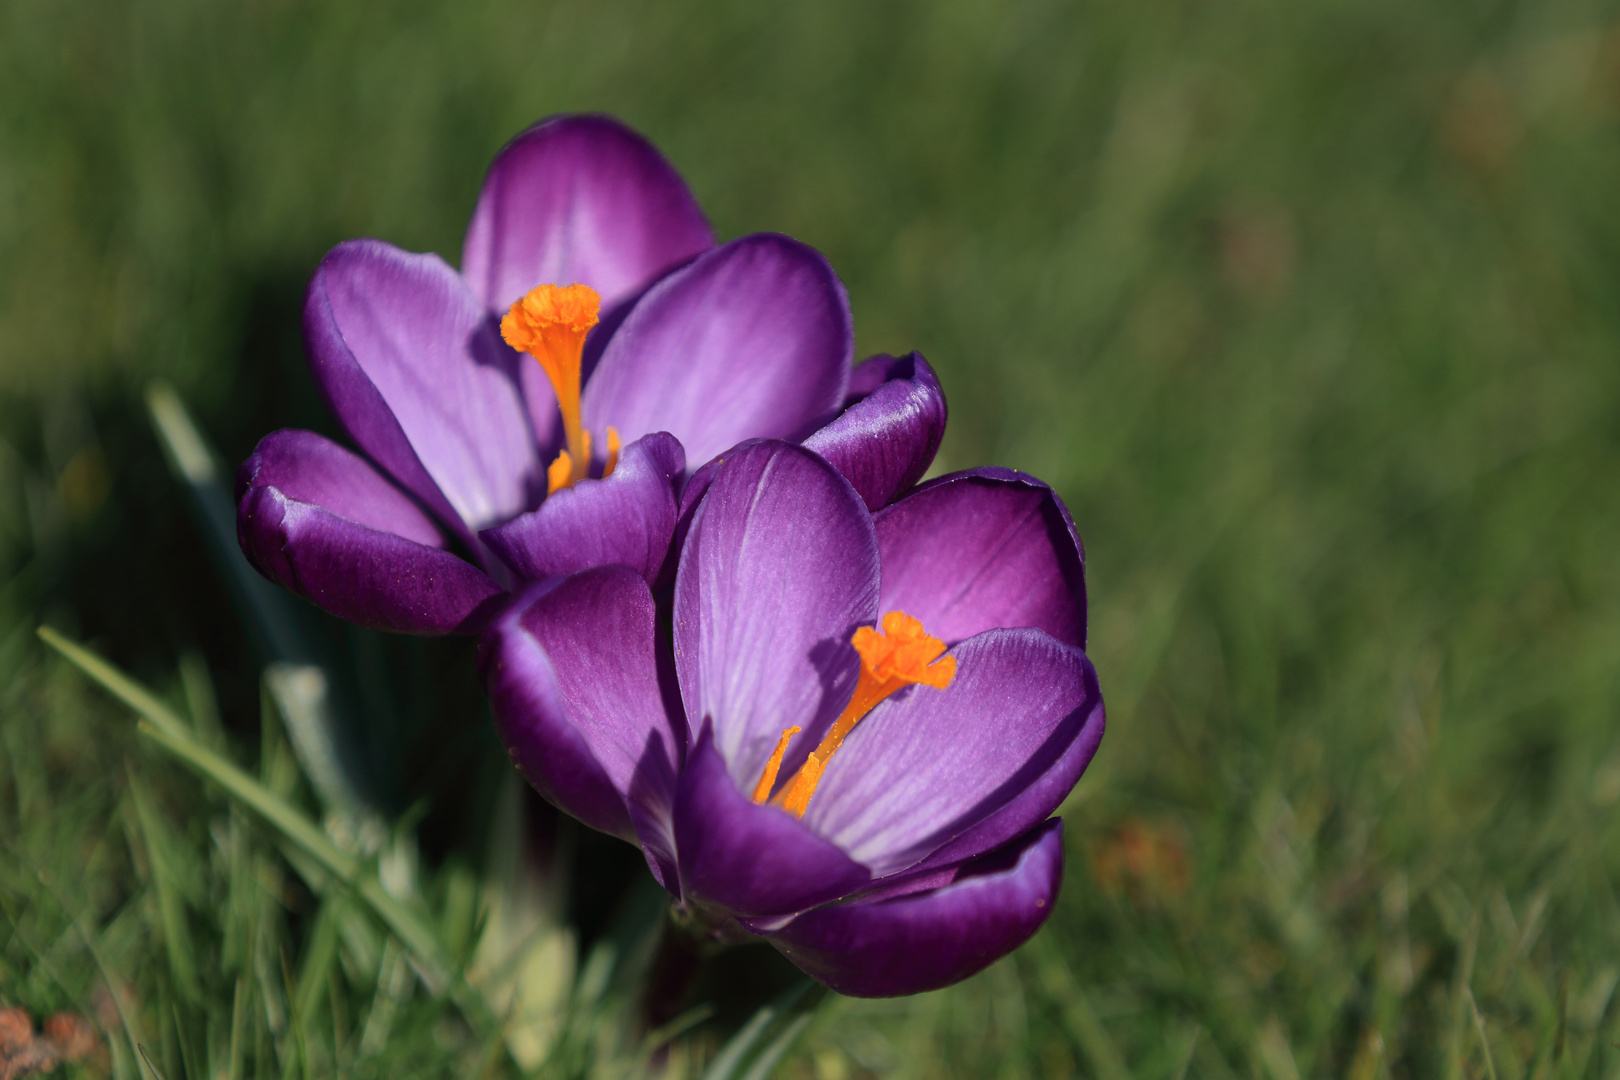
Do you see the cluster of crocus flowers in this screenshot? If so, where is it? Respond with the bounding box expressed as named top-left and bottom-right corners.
top-left (237, 114), bottom-right (1104, 998)
top-left (237, 114), bottom-right (945, 634)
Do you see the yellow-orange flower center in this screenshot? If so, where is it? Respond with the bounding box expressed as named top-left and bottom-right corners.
top-left (755, 611), bottom-right (956, 818)
top-left (500, 283), bottom-right (620, 493)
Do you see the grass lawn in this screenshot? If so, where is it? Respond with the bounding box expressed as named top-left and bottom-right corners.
top-left (3, 0), bottom-right (1620, 1075)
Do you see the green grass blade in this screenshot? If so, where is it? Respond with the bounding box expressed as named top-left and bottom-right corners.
top-left (263, 661), bottom-right (387, 850)
top-left (37, 626), bottom-right (189, 740)
top-left (178, 648), bottom-right (226, 749)
top-left (702, 981), bottom-right (813, 1080)
top-left (138, 719), bottom-right (457, 995)
top-left (30, 869), bottom-right (156, 1080)
top-left (1468, 988), bottom-right (1502, 1080)
top-left (701, 1005), bottom-right (777, 1080)
top-left (738, 1010), bottom-right (815, 1080)
top-left (128, 771), bottom-right (201, 1004)
top-left (148, 383), bottom-right (384, 827)
top-left (39, 626), bottom-right (462, 1000)
top-left (229, 978), bottom-right (248, 1080)
top-left (294, 896), bottom-right (342, 1035)
top-left (1038, 951), bottom-right (1132, 1080)
top-left (135, 720), bottom-right (358, 882)
top-left (137, 1043), bottom-right (171, 1080)
top-left (145, 382), bottom-right (311, 665)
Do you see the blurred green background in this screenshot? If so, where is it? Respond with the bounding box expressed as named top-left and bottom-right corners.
top-left (4, 0), bottom-right (1620, 1075)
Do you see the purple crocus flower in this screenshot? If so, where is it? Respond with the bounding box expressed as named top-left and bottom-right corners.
top-left (236, 115), bottom-right (945, 635)
top-left (480, 440), bottom-right (1104, 996)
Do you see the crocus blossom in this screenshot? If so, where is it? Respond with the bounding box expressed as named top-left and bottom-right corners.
top-left (481, 440), bottom-right (1104, 996)
top-left (236, 115), bottom-right (946, 635)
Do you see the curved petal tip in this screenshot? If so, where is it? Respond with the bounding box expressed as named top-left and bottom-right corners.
top-left (766, 820), bottom-right (1065, 997)
top-left (462, 114), bottom-right (715, 314)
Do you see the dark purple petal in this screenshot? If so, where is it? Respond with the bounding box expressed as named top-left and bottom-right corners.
top-left (802, 353), bottom-right (947, 511)
top-left (909, 660), bottom-right (1103, 874)
top-left (673, 441), bottom-right (879, 786)
top-left (672, 726), bottom-right (870, 917)
top-left (238, 484), bottom-right (505, 636)
top-left (305, 239), bottom-right (542, 537)
top-left (238, 429), bottom-right (446, 549)
top-left (765, 820), bottom-right (1064, 997)
top-left (874, 469), bottom-right (1087, 649)
top-left (480, 569), bottom-right (679, 845)
top-left (461, 114), bottom-right (714, 315)
top-left (582, 235), bottom-right (853, 468)
top-left (803, 629), bottom-right (1095, 876)
top-left (480, 433), bottom-right (685, 585)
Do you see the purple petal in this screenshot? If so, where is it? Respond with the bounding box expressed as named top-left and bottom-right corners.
top-left (669, 441), bottom-right (727, 561)
top-left (238, 429), bottom-right (446, 548)
top-left (582, 235), bottom-right (853, 468)
top-left (765, 820), bottom-right (1064, 997)
top-left (460, 114), bottom-right (714, 314)
top-left (480, 433), bottom-right (685, 585)
top-left (673, 441), bottom-right (879, 787)
top-left (874, 468), bottom-right (1087, 649)
top-left (238, 484), bottom-right (505, 637)
top-left (911, 662), bottom-right (1103, 873)
top-left (480, 569), bottom-right (680, 845)
top-left (672, 726), bottom-right (870, 917)
top-left (305, 239), bottom-right (542, 537)
top-left (802, 629), bottom-right (1096, 876)
top-left (802, 353), bottom-right (947, 511)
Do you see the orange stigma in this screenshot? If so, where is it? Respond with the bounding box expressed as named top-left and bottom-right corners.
top-left (755, 611), bottom-right (956, 818)
top-left (500, 283), bottom-right (619, 492)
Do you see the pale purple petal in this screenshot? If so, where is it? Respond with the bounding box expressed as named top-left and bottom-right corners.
top-left (238, 483), bottom-right (504, 636)
top-left (802, 629), bottom-right (1095, 876)
top-left (802, 353), bottom-right (946, 510)
top-left (305, 239), bottom-right (542, 536)
top-left (480, 433), bottom-right (685, 585)
top-left (238, 429), bottom-right (445, 548)
top-left (912, 662), bottom-right (1103, 873)
top-left (874, 469), bottom-right (1087, 649)
top-left (672, 726), bottom-right (870, 917)
top-left (582, 235), bottom-right (853, 468)
top-left (765, 820), bottom-right (1064, 997)
top-left (480, 569), bottom-right (679, 845)
top-left (673, 441), bottom-right (879, 787)
top-left (461, 114), bottom-right (714, 314)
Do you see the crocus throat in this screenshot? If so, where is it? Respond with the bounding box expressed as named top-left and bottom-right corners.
top-left (501, 283), bottom-right (620, 493)
top-left (755, 611), bottom-right (956, 818)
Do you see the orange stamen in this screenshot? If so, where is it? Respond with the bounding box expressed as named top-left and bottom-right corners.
top-left (750, 725), bottom-right (801, 803)
top-left (764, 612), bottom-right (956, 818)
top-left (501, 283), bottom-right (601, 491)
top-left (546, 446), bottom-right (584, 496)
top-left (603, 426), bottom-right (621, 479)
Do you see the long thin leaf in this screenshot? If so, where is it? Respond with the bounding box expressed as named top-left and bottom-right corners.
top-left (145, 382), bottom-right (309, 665)
top-left (128, 771), bottom-right (202, 1003)
top-left (37, 626), bottom-right (189, 740)
top-left (147, 381), bottom-right (383, 828)
top-left (137, 720), bottom-right (454, 990)
top-left (28, 867), bottom-right (155, 1080)
top-left (701, 1006), bottom-right (777, 1080)
top-left (738, 1011), bottom-right (815, 1080)
top-left (1468, 988), bottom-right (1502, 1080)
top-left (1038, 951), bottom-right (1132, 1080)
top-left (702, 981), bottom-right (813, 1080)
top-left (38, 629), bottom-right (452, 984)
